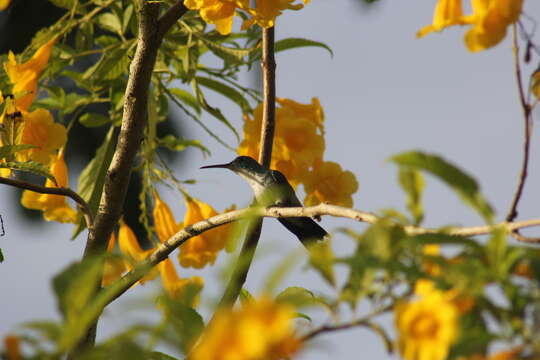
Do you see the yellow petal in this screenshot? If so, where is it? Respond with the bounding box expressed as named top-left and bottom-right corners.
top-left (0, 0), bottom-right (11, 11)
top-left (153, 193), bottom-right (180, 243)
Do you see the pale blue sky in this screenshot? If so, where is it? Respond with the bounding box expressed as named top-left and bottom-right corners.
top-left (2, 1), bottom-right (540, 359)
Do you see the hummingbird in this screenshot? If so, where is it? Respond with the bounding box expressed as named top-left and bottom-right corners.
top-left (201, 156), bottom-right (328, 247)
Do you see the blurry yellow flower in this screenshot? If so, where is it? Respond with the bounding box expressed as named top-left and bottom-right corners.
top-left (158, 257), bottom-right (204, 305)
top-left (238, 98), bottom-right (325, 187)
top-left (118, 219), bottom-right (158, 284)
top-left (179, 198), bottom-right (233, 268)
top-left (153, 192), bottom-right (182, 243)
top-left (303, 161), bottom-right (358, 207)
top-left (418, 0), bottom-right (523, 52)
top-left (191, 296), bottom-right (301, 360)
top-left (3, 334), bottom-right (22, 360)
top-left (423, 244), bottom-right (441, 276)
top-left (457, 348), bottom-right (522, 360)
top-left (277, 97), bottom-right (324, 133)
top-left (102, 232), bottom-right (129, 287)
top-left (21, 151), bottom-right (78, 223)
top-left (18, 108), bottom-right (67, 164)
top-left (4, 38), bottom-right (56, 110)
top-left (417, 0), bottom-right (465, 38)
top-left (242, 0), bottom-right (309, 29)
top-left (396, 280), bottom-right (459, 360)
top-left (0, 0), bottom-right (11, 11)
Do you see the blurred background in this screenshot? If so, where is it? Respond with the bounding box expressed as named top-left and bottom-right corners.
top-left (1, 0), bottom-right (540, 358)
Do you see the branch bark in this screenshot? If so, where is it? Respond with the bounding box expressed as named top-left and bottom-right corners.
top-left (69, 1), bottom-right (188, 357)
top-left (216, 26), bottom-right (277, 309)
top-left (0, 176), bottom-right (93, 229)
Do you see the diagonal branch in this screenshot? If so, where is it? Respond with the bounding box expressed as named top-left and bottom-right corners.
top-left (0, 176), bottom-right (93, 229)
top-left (94, 204), bottom-right (540, 311)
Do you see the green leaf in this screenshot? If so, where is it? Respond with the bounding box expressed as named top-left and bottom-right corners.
top-left (48, 0), bottom-right (76, 10)
top-left (0, 144), bottom-right (36, 159)
top-left (196, 76), bottom-right (252, 113)
top-left (54, 257), bottom-right (104, 351)
top-left (398, 167), bottom-right (425, 225)
top-left (53, 258), bottom-right (103, 318)
top-left (157, 135), bottom-right (210, 156)
top-left (148, 352), bottom-right (179, 360)
top-left (201, 38), bottom-right (255, 63)
top-left (79, 113), bottom-right (111, 128)
top-left (192, 80), bottom-right (240, 142)
top-left (96, 12), bottom-right (123, 35)
top-left (72, 127), bottom-right (116, 239)
top-left (276, 286), bottom-right (318, 308)
top-left (486, 226), bottom-right (508, 280)
top-left (122, 4), bottom-right (134, 34)
top-left (0, 248), bottom-right (3, 262)
top-left (158, 298), bottom-right (204, 352)
top-left (169, 88), bottom-right (201, 115)
top-left (0, 161), bottom-right (56, 184)
top-left (390, 151), bottom-right (494, 223)
top-left (239, 288), bottom-right (255, 306)
top-left (83, 44), bottom-right (132, 81)
top-left (275, 38), bottom-right (333, 57)
top-left (307, 241), bottom-right (335, 286)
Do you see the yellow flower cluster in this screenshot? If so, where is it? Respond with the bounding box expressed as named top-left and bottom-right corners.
top-left (153, 193), bottom-right (235, 269)
top-left (238, 98), bottom-right (359, 207)
top-left (418, 0), bottom-right (524, 52)
top-left (395, 280), bottom-right (459, 360)
top-left (1, 39), bottom-right (76, 223)
top-left (103, 218), bottom-right (204, 305)
top-left (21, 151), bottom-right (77, 223)
top-left (191, 297), bottom-right (301, 360)
top-left (185, 0), bottom-right (309, 35)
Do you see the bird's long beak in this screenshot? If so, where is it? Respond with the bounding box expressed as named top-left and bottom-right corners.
top-left (200, 162), bottom-right (232, 170)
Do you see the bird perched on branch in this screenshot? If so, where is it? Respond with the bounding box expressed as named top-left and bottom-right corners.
top-left (201, 156), bottom-right (328, 247)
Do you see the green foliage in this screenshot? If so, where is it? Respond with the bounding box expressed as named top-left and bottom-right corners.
top-left (398, 167), bottom-right (424, 225)
top-left (0, 160), bottom-right (56, 184)
top-left (390, 151), bottom-right (494, 223)
top-left (53, 257), bottom-right (104, 351)
top-left (73, 126), bottom-right (116, 238)
top-left (0, 144), bottom-right (37, 159)
top-left (274, 38), bottom-right (334, 57)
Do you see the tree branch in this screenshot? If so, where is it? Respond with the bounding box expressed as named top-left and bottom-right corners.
top-left (0, 176), bottom-right (93, 230)
top-left (69, 1), bottom-right (187, 357)
top-left (216, 26), bottom-right (277, 309)
top-left (506, 24), bottom-right (533, 222)
top-left (94, 204), bottom-right (540, 310)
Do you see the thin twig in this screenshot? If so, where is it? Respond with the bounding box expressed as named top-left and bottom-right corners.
top-left (216, 26), bottom-right (277, 309)
top-left (506, 24), bottom-right (533, 222)
top-left (258, 26), bottom-right (276, 168)
top-left (0, 176), bottom-right (93, 230)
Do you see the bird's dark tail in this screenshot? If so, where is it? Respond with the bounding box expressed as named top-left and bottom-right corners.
top-left (278, 217), bottom-right (328, 247)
